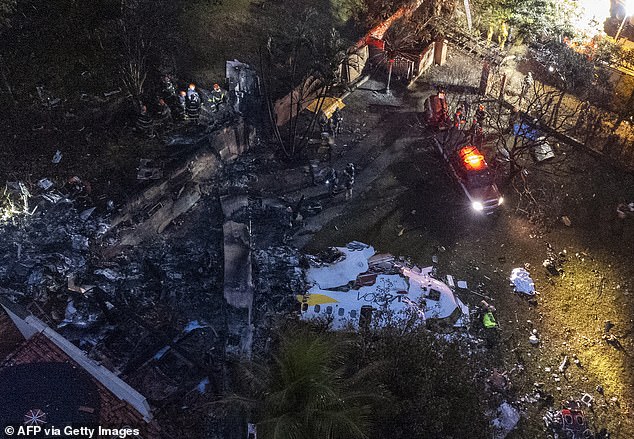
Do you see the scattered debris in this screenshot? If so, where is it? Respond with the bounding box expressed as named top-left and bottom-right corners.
top-left (52, 150), bottom-right (62, 164)
top-left (561, 216), bottom-right (571, 227)
top-left (491, 401), bottom-right (520, 438)
top-left (137, 159), bottom-right (162, 180)
top-left (580, 393), bottom-right (594, 407)
top-left (38, 178), bottom-right (54, 190)
top-left (510, 268), bottom-right (535, 295)
top-left (558, 356), bottom-right (568, 373)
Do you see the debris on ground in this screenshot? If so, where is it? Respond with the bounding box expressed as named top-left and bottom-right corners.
top-left (491, 401), bottom-right (520, 438)
top-left (510, 268), bottom-right (536, 295)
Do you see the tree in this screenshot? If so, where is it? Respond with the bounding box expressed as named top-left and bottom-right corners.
top-left (229, 330), bottom-right (375, 439)
top-left (351, 316), bottom-right (491, 439)
top-left (472, 0), bottom-right (576, 45)
top-left (107, 0), bottom-right (180, 110)
top-left (260, 9), bottom-right (348, 159)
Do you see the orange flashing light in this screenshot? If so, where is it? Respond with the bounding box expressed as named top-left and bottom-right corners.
top-left (460, 146), bottom-right (486, 171)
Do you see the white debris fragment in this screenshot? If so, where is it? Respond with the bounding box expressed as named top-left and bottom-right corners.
top-left (529, 334), bottom-right (540, 345)
top-left (306, 242), bottom-right (374, 289)
top-left (491, 402), bottom-right (520, 438)
top-left (52, 150), bottom-right (62, 164)
top-left (510, 268), bottom-right (536, 295)
top-left (94, 268), bottom-right (124, 281)
top-left (558, 356), bottom-right (568, 373)
top-left (38, 178), bottom-right (54, 190)
top-left (183, 320), bottom-right (207, 334)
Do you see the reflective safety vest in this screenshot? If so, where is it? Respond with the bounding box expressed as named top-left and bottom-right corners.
top-left (483, 312), bottom-right (497, 329)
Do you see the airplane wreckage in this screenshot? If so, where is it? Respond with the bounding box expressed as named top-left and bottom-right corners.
top-left (296, 242), bottom-right (469, 330)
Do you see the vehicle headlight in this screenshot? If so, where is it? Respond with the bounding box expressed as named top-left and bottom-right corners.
top-left (472, 201), bottom-right (484, 211)
top-left (498, 197), bottom-right (504, 205)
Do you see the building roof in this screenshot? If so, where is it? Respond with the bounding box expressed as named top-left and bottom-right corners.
top-left (0, 306), bottom-right (24, 361)
top-left (0, 299), bottom-right (159, 438)
top-left (0, 362), bottom-right (100, 427)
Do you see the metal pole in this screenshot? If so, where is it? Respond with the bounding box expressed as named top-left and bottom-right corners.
top-left (616, 14), bottom-right (629, 41)
top-left (386, 59), bottom-right (394, 93)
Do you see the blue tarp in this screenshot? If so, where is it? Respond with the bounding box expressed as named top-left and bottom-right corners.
top-left (513, 122), bottom-right (541, 141)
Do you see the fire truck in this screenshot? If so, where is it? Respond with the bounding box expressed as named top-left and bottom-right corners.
top-left (434, 129), bottom-right (503, 214)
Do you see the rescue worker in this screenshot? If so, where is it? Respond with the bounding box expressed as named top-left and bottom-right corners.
top-left (186, 86), bottom-right (201, 121)
top-left (156, 98), bottom-right (172, 126)
top-left (209, 83), bottom-right (226, 112)
top-left (326, 167), bottom-right (338, 197)
top-left (177, 90), bottom-right (187, 119)
top-left (508, 106), bottom-right (519, 133)
top-left (319, 112), bottom-right (330, 134)
top-left (469, 119), bottom-right (484, 146)
top-left (483, 310), bottom-right (498, 329)
top-left (135, 105), bottom-right (155, 138)
top-left (186, 83), bottom-right (197, 100)
top-left (475, 104), bottom-right (487, 126)
top-left (161, 75), bottom-right (176, 98)
top-left (342, 162), bottom-right (355, 200)
top-left (320, 131), bottom-right (335, 162)
top-left (453, 107), bottom-right (467, 130)
top-left (332, 107), bottom-right (343, 136)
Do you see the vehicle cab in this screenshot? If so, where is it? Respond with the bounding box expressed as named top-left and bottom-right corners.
top-left (444, 144), bottom-right (503, 214)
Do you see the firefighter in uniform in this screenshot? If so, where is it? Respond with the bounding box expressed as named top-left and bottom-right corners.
top-left (185, 84), bottom-right (201, 121)
top-left (209, 83), bottom-right (226, 112)
top-left (135, 105), bottom-right (155, 138)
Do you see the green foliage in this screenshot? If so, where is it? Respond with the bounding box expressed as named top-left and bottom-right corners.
top-left (232, 330), bottom-right (374, 439)
top-left (353, 323), bottom-right (491, 439)
top-left (473, 0), bottom-right (576, 44)
top-left (232, 320), bottom-right (490, 439)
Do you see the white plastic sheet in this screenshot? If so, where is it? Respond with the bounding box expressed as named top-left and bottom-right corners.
top-left (510, 268), bottom-right (535, 295)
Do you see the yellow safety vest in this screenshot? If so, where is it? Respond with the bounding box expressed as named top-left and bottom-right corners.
top-left (483, 312), bottom-right (497, 329)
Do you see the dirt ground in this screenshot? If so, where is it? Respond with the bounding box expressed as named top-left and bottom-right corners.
top-left (301, 53), bottom-right (634, 437)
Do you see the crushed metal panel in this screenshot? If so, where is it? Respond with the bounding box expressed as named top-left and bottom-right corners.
top-left (223, 220), bottom-right (253, 310)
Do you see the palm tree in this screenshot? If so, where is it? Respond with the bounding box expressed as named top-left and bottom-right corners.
top-left (230, 332), bottom-right (375, 439)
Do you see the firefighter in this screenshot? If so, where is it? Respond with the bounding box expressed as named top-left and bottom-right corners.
top-left (342, 162), bottom-right (355, 200)
top-left (161, 75), bottom-right (176, 98)
top-left (453, 107), bottom-right (467, 130)
top-left (186, 83), bottom-right (197, 100)
top-left (209, 83), bottom-right (226, 112)
top-left (326, 167), bottom-right (338, 197)
top-left (428, 88), bottom-right (449, 128)
top-left (469, 119), bottom-right (484, 146)
top-left (156, 98), bottom-right (172, 126)
top-left (319, 112), bottom-right (330, 134)
top-left (475, 104), bottom-right (487, 126)
top-left (508, 106), bottom-right (519, 133)
top-left (186, 86), bottom-right (201, 121)
top-left (177, 90), bottom-right (187, 117)
top-left (135, 105), bottom-right (155, 138)
top-left (332, 107), bottom-right (343, 136)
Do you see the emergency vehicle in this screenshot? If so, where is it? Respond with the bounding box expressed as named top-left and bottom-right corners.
top-left (435, 129), bottom-right (503, 214)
